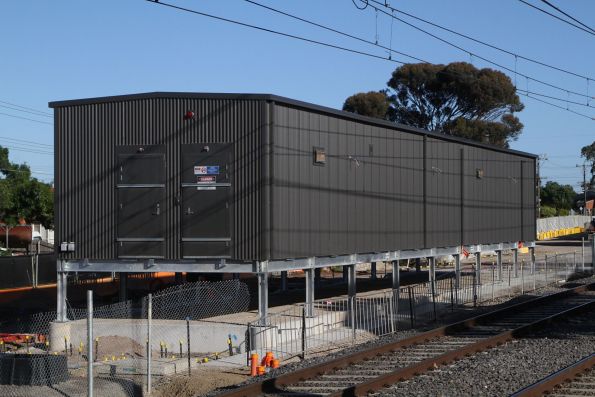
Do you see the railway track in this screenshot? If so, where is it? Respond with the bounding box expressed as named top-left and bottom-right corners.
top-left (512, 353), bottom-right (595, 397)
top-left (221, 282), bottom-right (595, 397)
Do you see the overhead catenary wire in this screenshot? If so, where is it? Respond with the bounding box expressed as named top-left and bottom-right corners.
top-left (0, 112), bottom-right (53, 125)
top-left (360, 0), bottom-right (595, 99)
top-left (0, 104), bottom-right (53, 119)
top-left (517, 0), bottom-right (595, 37)
top-left (146, 0), bottom-right (594, 121)
top-left (0, 136), bottom-right (53, 148)
top-left (144, 0), bottom-right (408, 65)
top-left (519, 91), bottom-right (594, 120)
top-left (539, 0), bottom-right (595, 33)
top-left (366, 0), bottom-right (595, 81)
top-left (0, 100), bottom-right (52, 117)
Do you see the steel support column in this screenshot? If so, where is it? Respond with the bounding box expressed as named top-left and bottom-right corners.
top-left (314, 267), bottom-right (321, 288)
top-left (347, 265), bottom-right (356, 338)
top-left (305, 269), bottom-right (315, 317)
top-left (280, 271), bottom-right (288, 291)
top-left (257, 273), bottom-right (268, 325)
top-left (428, 257), bottom-right (436, 284)
top-left (513, 248), bottom-right (519, 278)
top-left (119, 273), bottom-right (127, 302)
top-left (371, 262), bottom-right (377, 280)
top-left (475, 252), bottom-right (482, 285)
top-left (56, 268), bottom-right (68, 322)
top-left (454, 254), bottom-right (461, 289)
top-left (497, 250), bottom-right (503, 281)
top-left (530, 247), bottom-right (535, 275)
top-left (591, 237), bottom-right (595, 271)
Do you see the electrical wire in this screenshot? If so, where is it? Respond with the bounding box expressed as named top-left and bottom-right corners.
top-left (146, 0), bottom-right (594, 121)
top-left (0, 167), bottom-right (53, 176)
top-left (243, 0), bottom-right (426, 63)
top-left (517, 0), bottom-right (595, 37)
top-left (351, 0), bottom-right (368, 11)
top-left (519, 92), bottom-right (594, 119)
top-left (361, 0), bottom-right (594, 99)
top-left (0, 112), bottom-right (53, 125)
top-left (540, 0), bottom-right (595, 33)
top-left (0, 104), bottom-right (53, 119)
top-left (144, 0), bottom-right (407, 65)
top-left (366, 0), bottom-right (595, 81)
top-left (0, 100), bottom-right (52, 117)
top-left (0, 137), bottom-right (53, 148)
top-left (1, 145), bottom-right (53, 155)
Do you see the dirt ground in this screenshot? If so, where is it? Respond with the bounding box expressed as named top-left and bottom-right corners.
top-left (152, 367), bottom-right (249, 397)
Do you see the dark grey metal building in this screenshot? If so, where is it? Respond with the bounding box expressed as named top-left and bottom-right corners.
top-left (50, 92), bottom-right (536, 263)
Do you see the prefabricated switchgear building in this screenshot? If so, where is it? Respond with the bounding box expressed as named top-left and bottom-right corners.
top-left (50, 92), bottom-right (536, 265)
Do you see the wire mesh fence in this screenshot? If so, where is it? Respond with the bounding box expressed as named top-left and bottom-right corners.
top-left (0, 279), bottom-right (250, 397)
top-left (249, 251), bottom-right (593, 362)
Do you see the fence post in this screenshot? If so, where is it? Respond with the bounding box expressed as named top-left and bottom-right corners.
top-left (545, 254), bottom-right (548, 284)
top-left (454, 254), bottom-right (461, 305)
top-left (391, 261), bottom-right (400, 332)
top-left (472, 265), bottom-right (477, 307)
top-left (521, 260), bottom-right (524, 295)
top-left (428, 257), bottom-right (437, 321)
top-left (347, 265), bottom-right (356, 341)
top-left (407, 286), bottom-right (415, 328)
top-left (449, 276), bottom-right (454, 311)
top-left (186, 318), bottom-right (191, 376)
top-left (147, 293), bottom-right (152, 395)
top-left (87, 290), bottom-right (93, 397)
top-left (582, 237), bottom-right (585, 271)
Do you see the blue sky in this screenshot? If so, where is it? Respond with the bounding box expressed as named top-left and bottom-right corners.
top-left (1, 0), bottom-right (593, 189)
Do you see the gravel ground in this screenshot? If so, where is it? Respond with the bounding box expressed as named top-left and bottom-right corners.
top-left (205, 274), bottom-right (595, 397)
top-left (375, 310), bottom-right (595, 397)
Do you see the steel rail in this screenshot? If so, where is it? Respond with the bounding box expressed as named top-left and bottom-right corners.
top-left (220, 282), bottom-right (595, 397)
top-left (511, 353), bottom-right (595, 397)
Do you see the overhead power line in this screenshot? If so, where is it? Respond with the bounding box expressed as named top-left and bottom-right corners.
top-left (518, 92), bottom-right (594, 120)
top-left (517, 0), bottom-right (595, 37)
top-left (540, 0), bottom-right (595, 33)
top-left (0, 136), bottom-right (53, 148)
top-left (0, 104), bottom-right (53, 119)
top-left (1, 144), bottom-right (54, 155)
top-left (146, 0), bottom-right (594, 121)
top-left (0, 100), bottom-right (52, 117)
top-left (0, 112), bottom-right (53, 125)
top-left (364, 0), bottom-right (595, 81)
top-left (359, 0), bottom-right (594, 99)
top-left (243, 0), bottom-right (426, 63)
top-left (144, 0), bottom-right (408, 65)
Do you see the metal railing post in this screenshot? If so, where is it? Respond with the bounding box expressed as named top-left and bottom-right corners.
top-left (147, 293), bottom-right (152, 394)
top-left (87, 290), bottom-right (93, 397)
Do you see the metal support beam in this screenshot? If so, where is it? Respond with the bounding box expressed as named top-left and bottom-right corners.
top-left (342, 266), bottom-right (348, 282)
top-left (454, 254), bottom-right (461, 290)
top-left (257, 273), bottom-right (268, 325)
top-left (497, 250), bottom-right (503, 281)
top-left (305, 269), bottom-right (315, 317)
top-left (475, 252), bottom-right (482, 285)
top-left (391, 260), bottom-right (400, 333)
top-left (119, 273), bottom-right (127, 302)
top-left (513, 248), bottom-right (519, 278)
top-left (87, 290), bottom-right (94, 397)
top-left (391, 261), bottom-right (400, 291)
top-left (347, 265), bottom-right (356, 338)
top-left (371, 262), bottom-right (377, 280)
top-left (530, 247), bottom-right (535, 275)
top-left (314, 267), bottom-right (321, 288)
top-left (56, 268), bottom-right (68, 322)
top-left (280, 271), bottom-right (288, 291)
top-left (591, 236), bottom-right (595, 271)
top-left (428, 257), bottom-right (436, 284)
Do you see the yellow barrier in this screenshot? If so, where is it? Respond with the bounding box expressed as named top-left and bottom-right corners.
top-left (537, 227), bottom-right (585, 241)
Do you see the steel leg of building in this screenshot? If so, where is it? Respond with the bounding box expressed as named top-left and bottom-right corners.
top-left (314, 267), bottom-right (321, 288)
top-left (591, 237), bottom-right (595, 269)
top-left (257, 273), bottom-right (268, 324)
top-left (119, 273), bottom-right (128, 302)
top-left (530, 247), bottom-right (535, 275)
top-left (428, 257), bottom-right (436, 283)
top-left (415, 258), bottom-right (421, 272)
top-left (513, 249), bottom-right (519, 278)
top-left (371, 262), bottom-right (377, 280)
top-left (347, 265), bottom-right (356, 336)
top-left (497, 250), bottom-right (503, 281)
top-left (475, 252), bottom-right (481, 285)
top-left (56, 270), bottom-right (68, 322)
top-left (305, 269), bottom-right (315, 317)
top-left (391, 261), bottom-right (400, 305)
top-left (342, 266), bottom-right (348, 282)
top-left (454, 254), bottom-right (461, 289)
top-left (280, 271), bottom-right (288, 291)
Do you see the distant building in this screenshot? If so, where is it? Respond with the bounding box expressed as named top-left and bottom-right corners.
top-left (0, 223), bottom-right (54, 250)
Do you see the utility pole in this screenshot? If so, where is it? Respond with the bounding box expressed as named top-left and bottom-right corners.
top-left (537, 154), bottom-right (547, 218)
top-left (577, 162), bottom-right (587, 215)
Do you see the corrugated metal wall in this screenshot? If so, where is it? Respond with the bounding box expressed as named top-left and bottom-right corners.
top-left (270, 102), bottom-right (536, 259)
top-left (54, 94), bottom-right (536, 263)
top-left (54, 98), bottom-right (264, 261)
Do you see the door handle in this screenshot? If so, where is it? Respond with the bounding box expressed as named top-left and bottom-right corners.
top-left (185, 207), bottom-right (194, 215)
top-left (152, 202), bottom-right (161, 216)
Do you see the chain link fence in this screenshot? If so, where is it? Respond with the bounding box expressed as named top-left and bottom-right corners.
top-left (0, 279), bottom-right (250, 397)
top-left (249, 251), bottom-right (593, 361)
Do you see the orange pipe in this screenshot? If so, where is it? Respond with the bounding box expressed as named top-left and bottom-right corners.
top-left (250, 353), bottom-right (259, 377)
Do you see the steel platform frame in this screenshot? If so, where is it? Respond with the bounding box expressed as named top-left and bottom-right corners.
top-left (56, 241), bottom-right (537, 323)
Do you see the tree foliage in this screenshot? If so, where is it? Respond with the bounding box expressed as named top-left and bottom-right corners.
top-left (343, 62), bottom-right (524, 148)
top-left (580, 141), bottom-right (595, 189)
top-left (342, 91), bottom-right (390, 119)
top-left (0, 146), bottom-right (53, 229)
top-left (540, 181), bottom-right (576, 213)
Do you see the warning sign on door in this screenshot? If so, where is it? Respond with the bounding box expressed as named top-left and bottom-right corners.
top-left (197, 176), bottom-right (216, 183)
top-left (194, 166), bottom-right (208, 175)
